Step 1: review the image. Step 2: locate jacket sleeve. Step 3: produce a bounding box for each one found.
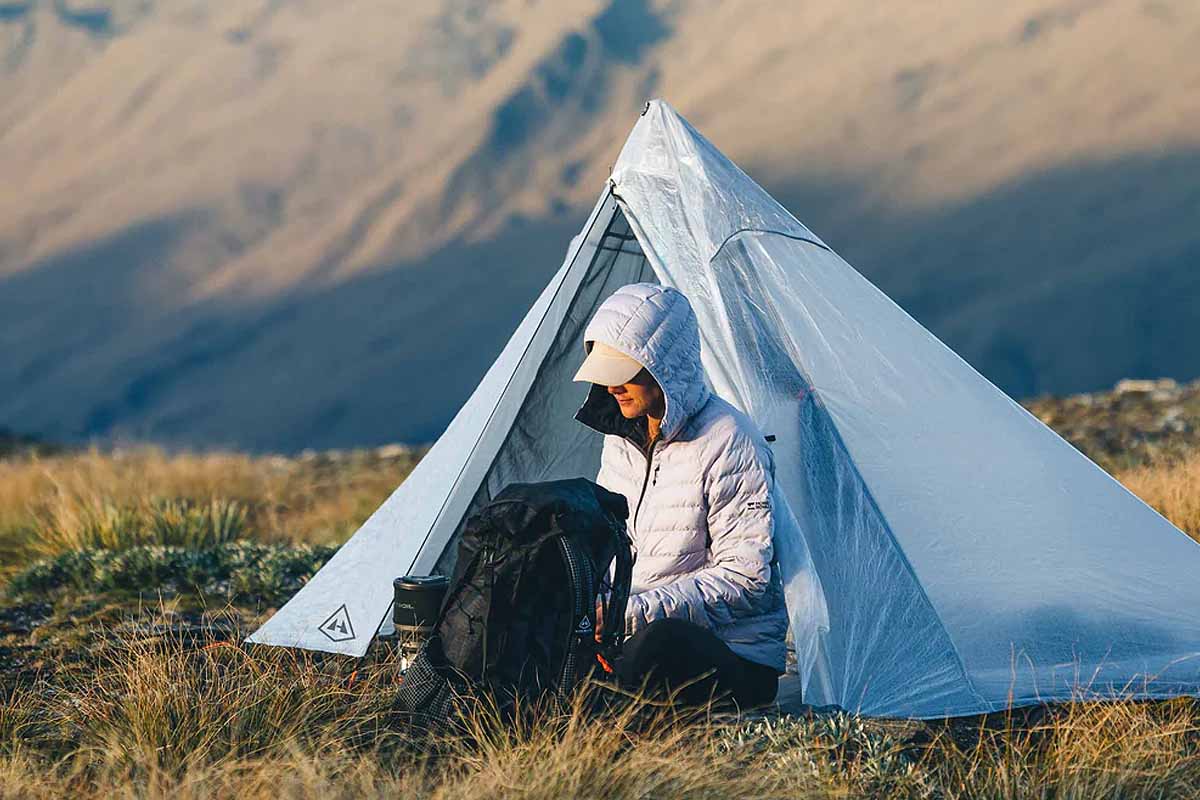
[625,428,776,634]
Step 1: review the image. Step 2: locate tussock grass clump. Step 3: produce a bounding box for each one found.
[69,624,405,776]
[0,685,49,758]
[924,700,1200,797]
[0,445,420,575]
[1117,451,1200,542]
[427,689,824,798]
[29,494,248,556]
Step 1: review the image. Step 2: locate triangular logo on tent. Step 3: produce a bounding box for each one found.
[576,616,593,634]
[318,604,356,642]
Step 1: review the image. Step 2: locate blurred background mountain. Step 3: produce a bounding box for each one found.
[1,0,1197,451]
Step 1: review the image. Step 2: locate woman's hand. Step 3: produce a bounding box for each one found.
[594,600,605,641]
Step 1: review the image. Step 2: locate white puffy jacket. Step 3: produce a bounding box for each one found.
[574,283,788,671]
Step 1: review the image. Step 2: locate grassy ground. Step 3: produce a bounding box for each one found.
[0,445,420,579]
[1,443,1199,797]
[2,617,1200,798]
[1119,453,1200,541]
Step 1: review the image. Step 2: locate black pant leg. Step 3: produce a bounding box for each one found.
[616,618,778,708]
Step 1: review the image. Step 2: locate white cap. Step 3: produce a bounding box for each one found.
[572,341,644,386]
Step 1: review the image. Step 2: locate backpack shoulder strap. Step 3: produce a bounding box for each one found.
[555,534,594,693]
[601,523,633,651]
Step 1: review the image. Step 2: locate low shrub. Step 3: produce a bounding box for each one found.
[6,541,336,604]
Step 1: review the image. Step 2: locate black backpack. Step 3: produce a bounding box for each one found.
[393,478,632,726]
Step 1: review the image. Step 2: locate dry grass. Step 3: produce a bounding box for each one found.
[2,615,1200,798]
[1117,451,1200,543]
[1,447,1198,796]
[0,446,420,574]
[909,701,1200,798]
[0,614,816,798]
[26,495,249,556]
[3,444,1196,561]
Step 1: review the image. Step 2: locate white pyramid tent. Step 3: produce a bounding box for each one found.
[248,100,1200,718]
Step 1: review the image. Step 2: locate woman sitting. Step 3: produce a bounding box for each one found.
[573,282,787,709]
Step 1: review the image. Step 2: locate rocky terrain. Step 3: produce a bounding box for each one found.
[1025,378,1200,470]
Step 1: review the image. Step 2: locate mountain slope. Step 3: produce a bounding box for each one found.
[1,0,1198,450]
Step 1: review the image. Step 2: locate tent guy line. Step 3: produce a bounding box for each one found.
[709,228,831,262]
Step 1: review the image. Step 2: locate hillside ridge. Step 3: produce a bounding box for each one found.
[1,0,1198,450]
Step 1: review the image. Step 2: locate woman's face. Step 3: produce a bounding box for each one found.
[608,368,666,420]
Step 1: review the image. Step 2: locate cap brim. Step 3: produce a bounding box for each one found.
[572,350,643,386]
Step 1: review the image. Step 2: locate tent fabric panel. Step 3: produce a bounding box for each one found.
[483,209,654,495]
[610,101,825,270]
[614,99,1200,717]
[741,232,1200,712]
[245,189,616,655]
[704,235,984,717]
[409,191,620,574]
[791,391,985,716]
[433,209,656,575]
[618,193,980,716]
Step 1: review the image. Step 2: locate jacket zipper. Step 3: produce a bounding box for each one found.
[631,440,657,535]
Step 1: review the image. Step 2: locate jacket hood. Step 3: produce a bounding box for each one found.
[574,283,710,446]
